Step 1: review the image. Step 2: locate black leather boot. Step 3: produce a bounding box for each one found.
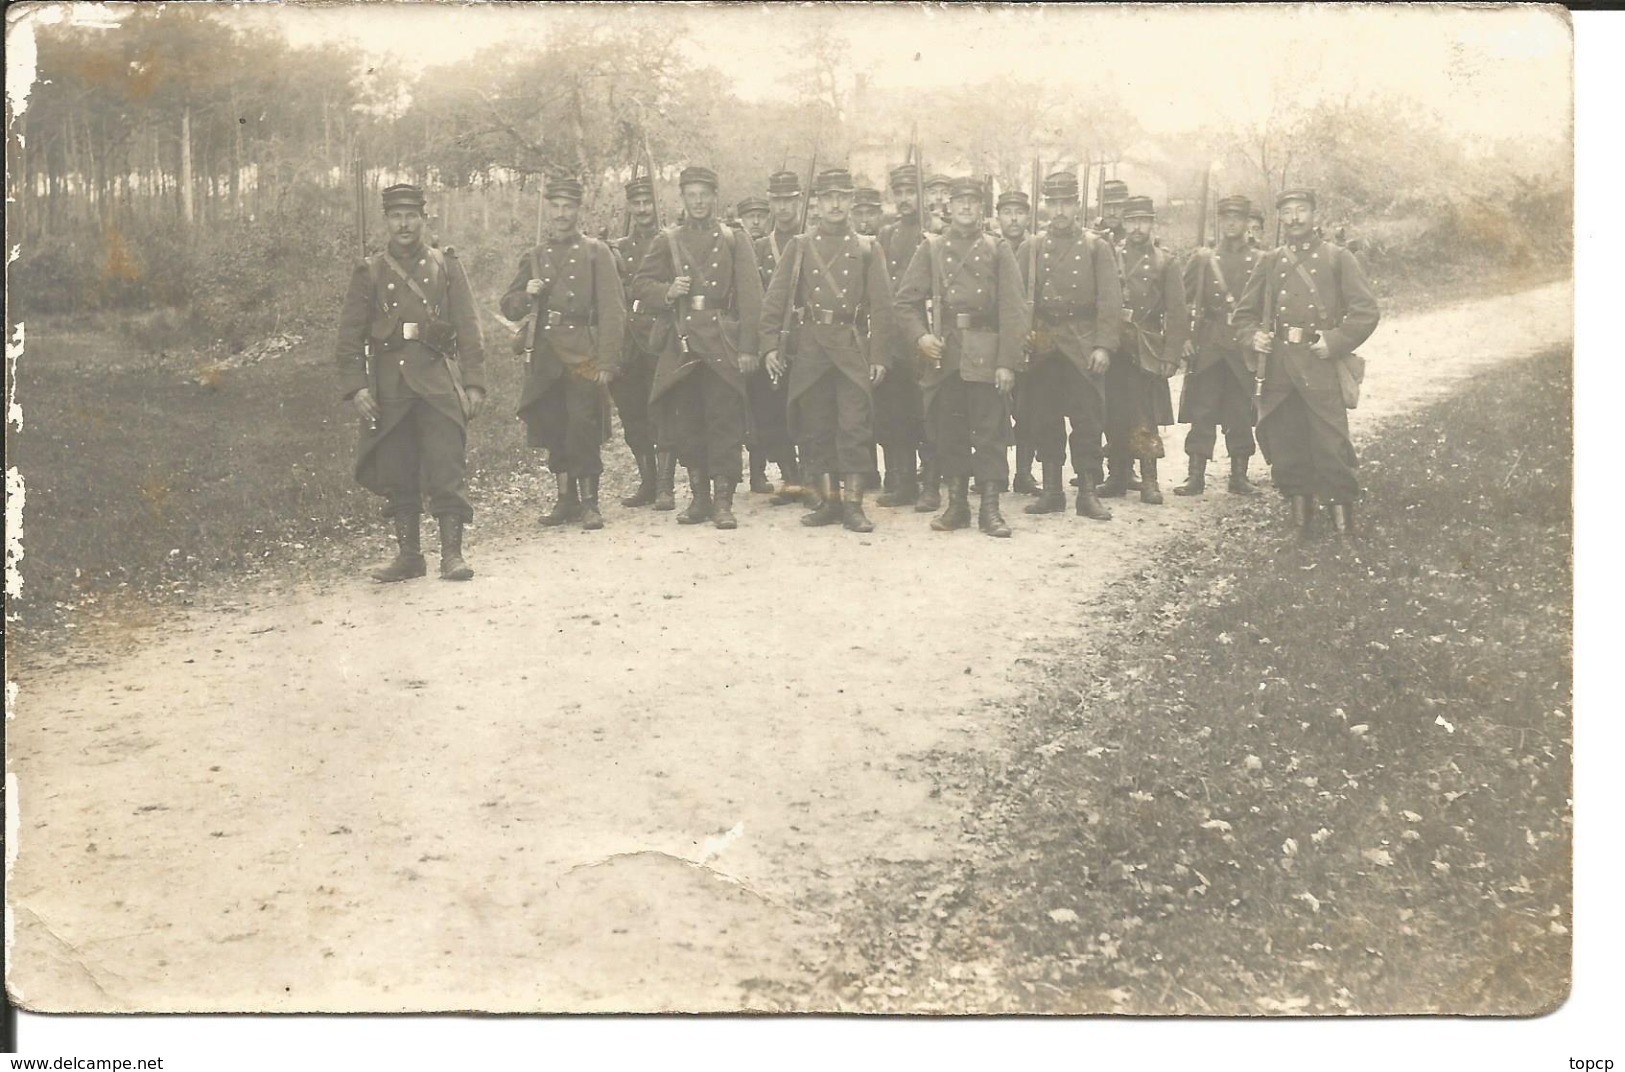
[770,452,806,506]
[622,452,657,507]
[652,451,677,511]
[1174,454,1207,497]
[1140,457,1164,505]
[371,511,426,582]
[711,477,738,529]
[1076,479,1112,521]
[842,473,875,532]
[915,456,942,513]
[802,474,843,526]
[876,446,919,508]
[1229,455,1259,495]
[1025,462,1067,514]
[931,475,972,531]
[1290,494,1316,536]
[1328,501,1355,536]
[677,468,712,524]
[978,486,1012,538]
[539,473,580,526]
[1099,456,1132,498]
[437,515,473,581]
[578,474,604,531]
[1012,444,1039,494]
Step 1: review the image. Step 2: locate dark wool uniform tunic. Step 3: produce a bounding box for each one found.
[873,211,928,457]
[609,222,663,456]
[630,218,765,480]
[1108,241,1189,460]
[499,232,627,476]
[1014,223,1124,472]
[1180,238,1263,460]
[893,225,1029,489]
[1231,236,1380,502]
[336,242,487,522]
[759,221,897,475]
[748,226,800,464]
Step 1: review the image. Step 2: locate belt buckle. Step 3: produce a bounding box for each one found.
[545,310,563,328]
[401,322,420,341]
[816,309,837,325]
[689,295,709,311]
[1120,307,1134,323]
[954,312,973,329]
[1287,326,1305,344]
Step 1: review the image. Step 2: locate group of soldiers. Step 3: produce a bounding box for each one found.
[335,163,1379,582]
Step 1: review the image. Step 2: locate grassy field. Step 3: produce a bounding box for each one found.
[827,346,1572,1014]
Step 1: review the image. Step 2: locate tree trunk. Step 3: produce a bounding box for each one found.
[181,105,195,226]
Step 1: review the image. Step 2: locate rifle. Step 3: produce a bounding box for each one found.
[353,160,377,432]
[912,134,940,345]
[621,157,638,239]
[1025,155,1040,351]
[774,143,818,385]
[523,179,546,366]
[641,127,663,230]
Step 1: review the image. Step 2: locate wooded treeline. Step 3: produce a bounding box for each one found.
[7,5,1571,351]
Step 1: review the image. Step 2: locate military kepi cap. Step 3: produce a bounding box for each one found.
[926,173,954,191]
[624,175,655,199]
[1042,172,1081,201]
[1101,179,1129,204]
[888,163,919,189]
[1121,195,1156,219]
[545,176,584,203]
[767,170,802,197]
[854,187,884,208]
[996,190,1030,211]
[679,166,719,190]
[1216,195,1253,216]
[381,183,426,210]
[1276,187,1317,209]
[948,177,985,202]
[737,196,770,215]
[814,168,856,195]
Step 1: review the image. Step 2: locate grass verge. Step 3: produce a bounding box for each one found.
[819,346,1572,1015]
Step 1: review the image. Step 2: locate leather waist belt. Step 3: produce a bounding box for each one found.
[1125,309,1165,330]
[1036,302,1096,321]
[951,312,996,331]
[399,322,424,340]
[684,295,714,311]
[806,307,858,326]
[541,311,595,328]
[1275,326,1321,345]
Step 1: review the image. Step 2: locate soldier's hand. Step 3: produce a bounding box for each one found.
[765,351,787,381]
[737,352,761,376]
[667,275,692,302]
[1251,330,1273,354]
[525,278,547,297]
[917,333,945,363]
[353,387,380,422]
[870,364,887,387]
[995,367,1016,397]
[463,387,486,420]
[1181,339,1197,360]
[1086,348,1110,375]
[1309,338,1331,360]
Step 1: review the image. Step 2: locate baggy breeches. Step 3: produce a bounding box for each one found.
[1019,352,1105,471]
[874,367,926,454]
[373,398,472,522]
[1104,359,1167,460]
[526,373,605,477]
[1183,360,1256,460]
[747,368,794,461]
[795,368,875,476]
[926,375,1012,490]
[609,344,657,457]
[1257,389,1359,502]
[658,364,745,481]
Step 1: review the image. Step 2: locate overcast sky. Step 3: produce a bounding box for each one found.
[13,2,1572,149]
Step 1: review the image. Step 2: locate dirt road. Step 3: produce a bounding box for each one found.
[6,280,1571,1012]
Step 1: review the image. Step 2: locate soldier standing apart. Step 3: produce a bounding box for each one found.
[761,168,897,532]
[852,186,885,237]
[1232,189,1380,536]
[608,175,673,510]
[632,165,765,530]
[1101,196,1188,504]
[995,188,1040,495]
[501,177,627,532]
[1175,195,1263,497]
[738,196,771,242]
[894,177,1029,538]
[1015,171,1122,522]
[337,183,487,582]
[750,171,809,502]
[872,164,931,510]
